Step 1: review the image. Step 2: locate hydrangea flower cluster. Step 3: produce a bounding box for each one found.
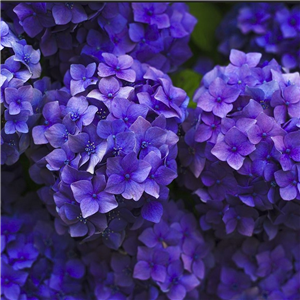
[2,2,196,81]
[1,164,90,300]
[75,199,214,300]
[1,19,47,165]
[26,54,188,242]
[217,3,300,71]
[2,2,300,299]
[199,228,300,299]
[178,49,300,240]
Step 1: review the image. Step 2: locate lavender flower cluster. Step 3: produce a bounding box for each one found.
[2,2,196,81]
[26,54,188,244]
[1,2,300,299]
[1,18,45,165]
[178,49,300,239]
[217,3,300,71]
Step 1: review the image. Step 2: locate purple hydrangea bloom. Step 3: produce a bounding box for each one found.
[106,152,151,201]
[69,63,97,96]
[211,127,256,170]
[158,260,200,300]
[133,246,169,282]
[98,53,136,82]
[272,131,300,171]
[71,174,118,218]
[51,2,87,25]
[197,77,241,118]
[12,42,41,79]
[217,267,251,300]
[4,85,33,116]
[132,3,170,29]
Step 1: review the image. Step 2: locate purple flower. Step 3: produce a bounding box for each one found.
[13,3,55,37]
[12,42,41,79]
[276,6,300,38]
[217,267,251,300]
[58,203,107,238]
[109,97,148,127]
[201,162,238,201]
[195,112,221,143]
[111,253,134,287]
[68,124,107,173]
[132,3,170,29]
[211,127,256,170]
[105,152,151,201]
[181,239,209,279]
[87,76,133,108]
[256,245,293,278]
[69,63,97,96]
[138,219,181,248]
[98,53,136,82]
[229,49,262,67]
[237,4,270,34]
[81,29,113,60]
[71,174,118,218]
[4,111,29,134]
[4,85,33,116]
[247,113,285,145]
[130,116,168,159]
[158,261,200,300]
[197,77,240,118]
[0,21,17,50]
[63,96,98,130]
[272,131,300,171]
[232,237,260,281]
[1,262,28,300]
[143,151,177,198]
[274,165,300,201]
[134,246,168,282]
[271,85,300,124]
[32,101,61,145]
[51,2,87,25]
[6,235,39,270]
[222,205,259,236]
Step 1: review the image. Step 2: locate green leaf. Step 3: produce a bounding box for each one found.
[188,3,222,53]
[171,69,201,108]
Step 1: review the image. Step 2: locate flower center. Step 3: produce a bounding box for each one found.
[92,193,97,198]
[17,99,21,104]
[125,173,130,180]
[216,97,222,103]
[141,141,148,149]
[82,76,86,81]
[236,215,241,220]
[85,141,96,155]
[107,92,113,98]
[262,132,267,138]
[285,148,291,154]
[231,146,237,152]
[216,179,221,185]
[70,112,80,121]
[211,124,216,130]
[77,214,87,224]
[285,101,290,106]
[292,180,297,186]
[238,80,242,84]
[23,54,31,64]
[65,2,74,9]
[147,10,153,16]
[116,66,120,71]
